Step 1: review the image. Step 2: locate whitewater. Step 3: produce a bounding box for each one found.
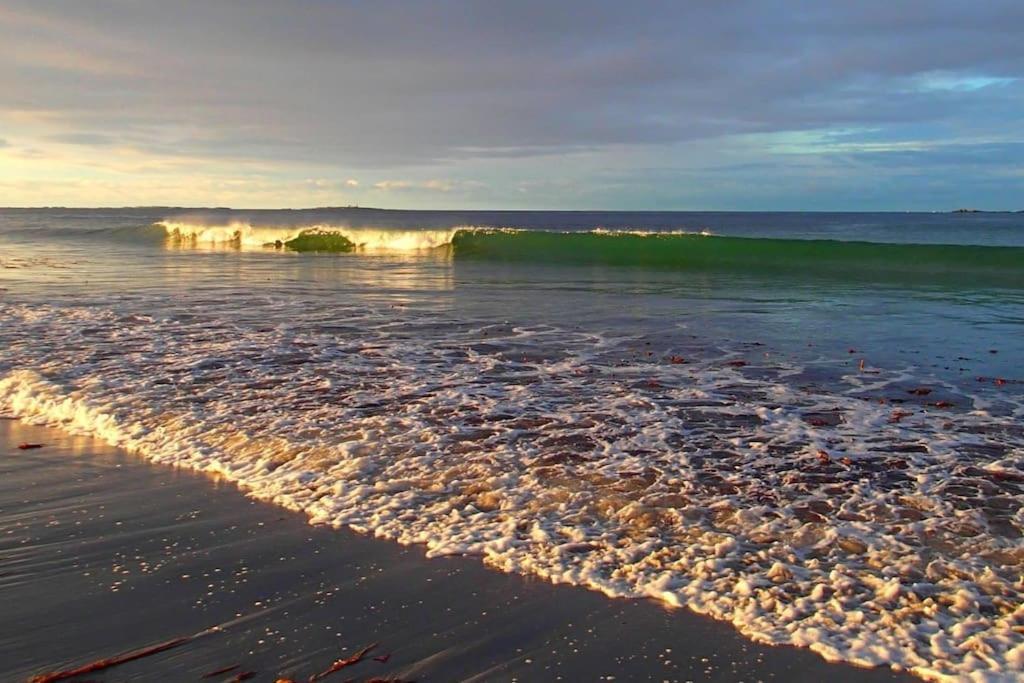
[1,207,1023,681]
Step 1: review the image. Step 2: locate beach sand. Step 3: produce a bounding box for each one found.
[1,419,912,682]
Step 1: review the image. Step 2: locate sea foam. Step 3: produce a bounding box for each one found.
[1,301,1022,681]
[159,220,459,252]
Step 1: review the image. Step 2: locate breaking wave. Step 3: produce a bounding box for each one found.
[150,219,1024,287]
[158,220,459,252]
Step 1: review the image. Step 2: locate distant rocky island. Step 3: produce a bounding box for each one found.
[951,208,1024,213]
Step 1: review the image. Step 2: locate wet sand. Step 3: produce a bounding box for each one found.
[0,419,912,682]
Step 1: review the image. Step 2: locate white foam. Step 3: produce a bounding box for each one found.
[157,221,716,253]
[157,220,459,252]
[1,301,1022,682]
[591,227,715,237]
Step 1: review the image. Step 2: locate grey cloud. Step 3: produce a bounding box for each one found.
[831,141,1024,168]
[49,132,118,146]
[1,0,1023,170]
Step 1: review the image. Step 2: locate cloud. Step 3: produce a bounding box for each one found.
[1,1,1022,208]
[3,1,1022,165]
[11,147,48,160]
[373,180,413,191]
[422,180,454,192]
[49,132,118,146]
[914,73,1017,92]
[828,141,1024,169]
[372,179,485,193]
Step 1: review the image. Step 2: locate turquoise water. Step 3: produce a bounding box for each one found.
[1,208,1023,679]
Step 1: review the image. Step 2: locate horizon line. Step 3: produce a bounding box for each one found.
[2,205,1021,214]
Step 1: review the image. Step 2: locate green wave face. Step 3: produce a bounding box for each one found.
[451,230,1024,287]
[157,220,1024,288]
[283,232,356,252]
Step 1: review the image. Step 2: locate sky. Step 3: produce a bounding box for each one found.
[1,1,1022,210]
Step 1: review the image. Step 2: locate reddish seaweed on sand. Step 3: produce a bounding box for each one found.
[203,664,240,678]
[308,643,378,682]
[29,635,192,683]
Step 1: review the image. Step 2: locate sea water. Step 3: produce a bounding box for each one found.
[1,208,1022,680]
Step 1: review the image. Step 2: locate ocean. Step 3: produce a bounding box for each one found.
[1,208,1022,680]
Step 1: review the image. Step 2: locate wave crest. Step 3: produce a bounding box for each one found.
[158,220,460,252]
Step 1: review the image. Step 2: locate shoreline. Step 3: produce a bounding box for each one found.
[0,418,912,682]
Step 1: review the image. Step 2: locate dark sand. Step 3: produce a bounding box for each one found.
[0,420,913,682]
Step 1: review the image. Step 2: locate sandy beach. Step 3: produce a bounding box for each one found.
[1,419,913,682]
